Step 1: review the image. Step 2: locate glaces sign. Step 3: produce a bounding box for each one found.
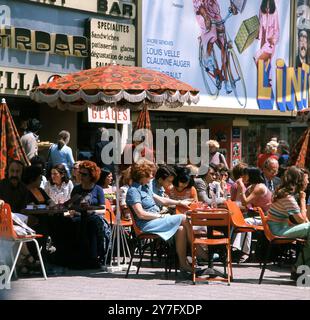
[26,0,136,19]
[88,107,130,124]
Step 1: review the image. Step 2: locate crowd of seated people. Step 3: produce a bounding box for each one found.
[1,136,310,283]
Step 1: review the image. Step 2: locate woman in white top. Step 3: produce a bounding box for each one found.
[44,164,74,204]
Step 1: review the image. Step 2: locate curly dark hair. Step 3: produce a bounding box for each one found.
[97,168,113,187]
[273,166,305,201]
[173,166,195,189]
[49,164,69,185]
[243,167,265,185]
[79,160,101,183]
[155,164,176,181]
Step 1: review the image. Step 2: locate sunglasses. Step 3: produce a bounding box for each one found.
[79,171,90,177]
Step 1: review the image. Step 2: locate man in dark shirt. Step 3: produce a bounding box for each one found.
[0,160,28,212]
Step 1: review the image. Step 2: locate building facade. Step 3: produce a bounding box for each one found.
[0,0,308,168]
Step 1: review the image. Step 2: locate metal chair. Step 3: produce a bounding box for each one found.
[190,208,232,285]
[0,203,47,284]
[125,206,176,279]
[255,206,306,284]
[104,199,132,266]
[225,200,264,260]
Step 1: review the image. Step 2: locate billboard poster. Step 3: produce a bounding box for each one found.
[295,0,310,68]
[142,0,292,111]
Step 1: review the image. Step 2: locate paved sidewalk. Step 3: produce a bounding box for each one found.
[5,261,310,300]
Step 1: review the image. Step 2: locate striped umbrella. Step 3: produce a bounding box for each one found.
[0,99,30,179]
[29,63,200,272]
[135,104,151,131]
[290,108,310,169]
[133,104,153,155]
[290,127,310,169]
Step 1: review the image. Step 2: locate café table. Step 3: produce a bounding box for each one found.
[21,206,68,216]
[177,202,229,278]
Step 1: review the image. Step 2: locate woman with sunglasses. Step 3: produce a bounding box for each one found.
[70,161,105,208]
[216,164,233,198]
[71,161,81,186]
[64,160,108,268]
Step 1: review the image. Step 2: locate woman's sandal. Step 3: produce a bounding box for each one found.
[238,254,250,263]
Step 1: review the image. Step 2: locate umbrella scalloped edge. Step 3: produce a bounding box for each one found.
[30,89,200,111]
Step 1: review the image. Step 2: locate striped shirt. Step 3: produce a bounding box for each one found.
[267,195,300,223]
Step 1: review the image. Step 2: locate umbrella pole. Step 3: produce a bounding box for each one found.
[115,110,121,267]
[105,105,135,273]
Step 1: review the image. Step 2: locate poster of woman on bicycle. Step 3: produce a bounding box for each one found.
[141,0,291,111]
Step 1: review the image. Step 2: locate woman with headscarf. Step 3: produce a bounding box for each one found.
[47,130,75,178]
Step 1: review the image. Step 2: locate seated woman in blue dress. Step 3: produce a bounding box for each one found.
[126,161,200,273]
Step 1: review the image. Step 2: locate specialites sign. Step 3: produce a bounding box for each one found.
[89,18,135,67]
[26,0,136,19]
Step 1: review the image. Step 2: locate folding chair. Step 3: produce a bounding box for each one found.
[190,208,232,285]
[225,200,264,260]
[125,206,176,279]
[105,199,132,229]
[104,200,132,266]
[0,203,47,283]
[256,207,306,284]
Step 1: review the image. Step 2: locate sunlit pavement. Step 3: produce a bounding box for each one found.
[4,260,310,300]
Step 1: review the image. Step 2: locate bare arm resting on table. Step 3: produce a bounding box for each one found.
[153,194,190,209]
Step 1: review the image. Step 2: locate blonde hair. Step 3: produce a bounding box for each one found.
[266,140,279,154]
[207,140,220,149]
